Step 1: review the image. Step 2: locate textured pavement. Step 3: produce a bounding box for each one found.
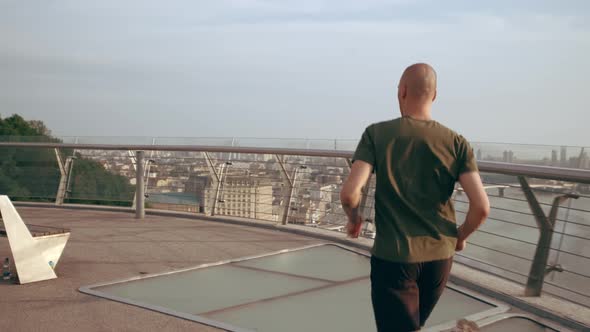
[0,207,319,332]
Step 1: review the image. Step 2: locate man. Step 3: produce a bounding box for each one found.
[340,63,490,331]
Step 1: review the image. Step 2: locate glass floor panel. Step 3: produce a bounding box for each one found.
[208,279,495,332]
[233,244,370,281]
[425,287,495,327]
[92,264,329,314]
[80,244,509,332]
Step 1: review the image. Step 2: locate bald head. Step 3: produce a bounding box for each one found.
[398,63,437,102]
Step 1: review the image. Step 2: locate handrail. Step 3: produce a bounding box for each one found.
[1,142,590,184]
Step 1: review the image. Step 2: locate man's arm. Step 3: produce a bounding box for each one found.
[340,160,373,238]
[456,171,490,251]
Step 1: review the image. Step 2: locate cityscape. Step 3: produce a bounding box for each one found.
[73,144,590,229]
[1,0,589,330]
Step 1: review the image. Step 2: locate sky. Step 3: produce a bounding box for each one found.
[0,0,589,146]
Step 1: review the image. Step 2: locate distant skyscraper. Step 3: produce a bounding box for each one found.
[551,150,558,165]
[476,149,482,161]
[560,146,567,164]
[581,152,590,169]
[502,150,514,163]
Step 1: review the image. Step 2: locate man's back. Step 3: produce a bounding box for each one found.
[340,63,489,331]
[353,116,478,263]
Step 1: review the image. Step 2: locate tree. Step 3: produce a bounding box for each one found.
[69,156,134,203]
[0,114,135,205]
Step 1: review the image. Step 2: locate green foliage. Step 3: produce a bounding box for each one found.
[0,114,135,205]
[0,115,60,198]
[69,155,135,202]
[0,114,45,137]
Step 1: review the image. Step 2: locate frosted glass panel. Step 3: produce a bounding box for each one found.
[208,279,375,332]
[235,245,370,281]
[95,265,328,314]
[83,245,509,332]
[208,280,495,332]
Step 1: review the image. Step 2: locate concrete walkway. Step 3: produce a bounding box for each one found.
[0,207,319,332]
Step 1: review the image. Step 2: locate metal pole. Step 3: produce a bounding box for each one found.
[282,168,299,225]
[552,147,585,281]
[54,149,76,205]
[65,156,75,199]
[212,163,226,216]
[275,154,295,225]
[54,149,67,205]
[203,152,221,216]
[129,151,137,209]
[519,176,578,296]
[135,151,145,219]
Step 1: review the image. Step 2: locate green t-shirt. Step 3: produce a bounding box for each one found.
[353,116,478,263]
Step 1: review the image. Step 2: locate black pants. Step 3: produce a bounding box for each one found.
[370,255,453,332]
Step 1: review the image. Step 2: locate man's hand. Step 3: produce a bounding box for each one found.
[455,226,467,252]
[455,238,467,252]
[346,215,363,238]
[340,160,373,239]
[455,171,490,252]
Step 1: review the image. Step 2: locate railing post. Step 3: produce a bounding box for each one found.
[130,148,154,210]
[203,152,221,216]
[213,164,228,216]
[54,149,67,205]
[284,168,301,225]
[519,176,578,296]
[551,147,585,281]
[135,151,145,219]
[130,151,137,209]
[276,154,295,225]
[54,149,75,205]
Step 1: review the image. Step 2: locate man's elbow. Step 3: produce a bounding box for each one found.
[474,203,490,220]
[340,191,354,206]
[340,185,360,206]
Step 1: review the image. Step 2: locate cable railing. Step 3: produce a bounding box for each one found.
[1,141,589,308]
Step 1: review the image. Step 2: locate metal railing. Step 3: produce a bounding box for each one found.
[1,141,589,307]
[1,136,589,170]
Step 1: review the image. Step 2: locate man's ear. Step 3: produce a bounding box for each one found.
[400,85,407,100]
[432,89,437,102]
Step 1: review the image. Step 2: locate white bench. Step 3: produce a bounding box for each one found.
[0,195,70,284]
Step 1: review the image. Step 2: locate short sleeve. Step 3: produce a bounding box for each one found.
[457,135,478,175]
[353,126,376,169]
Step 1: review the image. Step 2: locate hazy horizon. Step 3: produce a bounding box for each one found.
[1,1,589,146]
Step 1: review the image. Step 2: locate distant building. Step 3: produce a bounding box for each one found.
[569,152,590,169]
[560,146,567,165]
[551,150,558,166]
[205,176,274,221]
[288,199,319,225]
[185,172,276,217]
[310,185,333,222]
[581,152,590,169]
[185,175,211,212]
[502,150,514,163]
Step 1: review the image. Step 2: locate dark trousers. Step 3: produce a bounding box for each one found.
[370,255,453,332]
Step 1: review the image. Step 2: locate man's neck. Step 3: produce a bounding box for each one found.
[401,106,432,121]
